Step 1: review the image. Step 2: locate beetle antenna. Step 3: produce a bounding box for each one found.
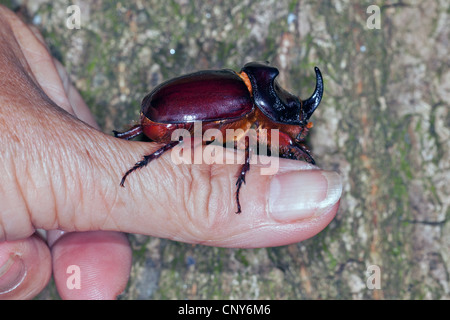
[302,67,323,121]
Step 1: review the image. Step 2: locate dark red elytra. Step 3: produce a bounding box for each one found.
[114,62,324,213]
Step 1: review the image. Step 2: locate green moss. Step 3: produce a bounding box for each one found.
[234,249,250,267]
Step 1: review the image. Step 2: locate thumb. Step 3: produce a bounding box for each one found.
[92,137,342,248]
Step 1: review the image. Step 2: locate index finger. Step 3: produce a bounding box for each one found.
[0,6,75,116]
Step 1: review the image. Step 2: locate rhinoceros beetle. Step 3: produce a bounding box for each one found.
[114,61,323,213]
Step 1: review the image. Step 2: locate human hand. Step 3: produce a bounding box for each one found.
[0,6,342,299]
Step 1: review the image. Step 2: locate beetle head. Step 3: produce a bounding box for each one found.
[241,62,323,126]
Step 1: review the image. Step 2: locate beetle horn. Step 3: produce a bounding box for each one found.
[302,67,323,121]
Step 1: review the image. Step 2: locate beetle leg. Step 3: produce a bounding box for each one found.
[113,125,143,140]
[296,143,315,164]
[120,140,181,187]
[235,136,250,214]
[280,143,315,164]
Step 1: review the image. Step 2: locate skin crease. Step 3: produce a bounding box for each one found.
[0,6,341,299]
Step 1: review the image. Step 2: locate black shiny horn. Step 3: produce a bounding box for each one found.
[302,67,323,121]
